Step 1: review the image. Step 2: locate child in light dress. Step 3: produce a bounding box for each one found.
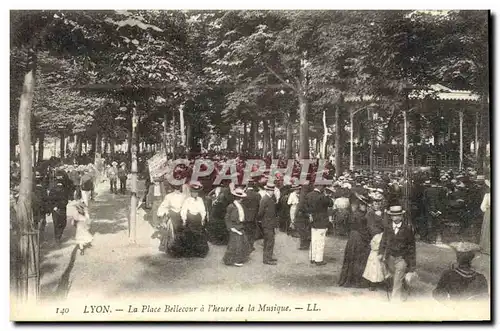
[363,232,389,290]
[68,200,93,255]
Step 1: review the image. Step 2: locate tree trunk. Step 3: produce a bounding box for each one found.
[59,133,65,159]
[16,48,39,305]
[110,139,115,155]
[136,127,141,156]
[172,109,177,159]
[95,132,102,155]
[127,129,132,160]
[179,103,185,148]
[186,120,192,153]
[249,119,256,153]
[32,138,36,166]
[321,109,328,159]
[262,120,270,158]
[242,121,248,153]
[75,134,83,158]
[285,112,294,159]
[270,119,277,158]
[368,109,374,173]
[334,105,342,176]
[37,133,44,165]
[163,112,168,157]
[298,92,309,159]
[129,105,138,244]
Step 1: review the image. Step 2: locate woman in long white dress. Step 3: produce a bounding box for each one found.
[479,178,490,255]
[68,200,93,255]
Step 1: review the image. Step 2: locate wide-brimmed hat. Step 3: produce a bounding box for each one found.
[189,181,203,191]
[386,205,406,216]
[353,192,370,205]
[231,187,247,198]
[370,191,384,201]
[112,161,118,166]
[325,186,335,193]
[448,241,480,253]
[342,182,352,189]
[291,182,301,190]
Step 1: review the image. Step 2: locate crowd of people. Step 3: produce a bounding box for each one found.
[140,153,490,302]
[10,157,111,255]
[9,149,490,302]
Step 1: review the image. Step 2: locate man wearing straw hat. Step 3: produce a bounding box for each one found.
[433,242,488,302]
[379,205,416,301]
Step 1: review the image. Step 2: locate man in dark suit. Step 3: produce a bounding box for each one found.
[48,174,70,244]
[379,206,416,301]
[242,180,261,251]
[304,185,333,266]
[33,171,49,236]
[257,183,278,265]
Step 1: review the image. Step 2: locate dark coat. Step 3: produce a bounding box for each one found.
[241,189,260,223]
[257,194,277,229]
[225,203,245,231]
[423,185,447,213]
[379,223,416,272]
[48,184,69,210]
[304,189,333,229]
[33,183,49,217]
[433,267,489,301]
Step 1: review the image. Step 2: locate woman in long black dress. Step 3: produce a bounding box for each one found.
[180,181,209,257]
[338,192,371,288]
[223,188,251,266]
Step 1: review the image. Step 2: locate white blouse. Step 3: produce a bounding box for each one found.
[181,197,207,222]
[157,191,186,217]
[234,200,245,223]
[481,193,490,213]
[287,191,299,205]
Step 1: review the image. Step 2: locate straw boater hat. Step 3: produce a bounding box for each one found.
[112,161,118,166]
[386,205,406,216]
[264,183,276,191]
[231,187,247,198]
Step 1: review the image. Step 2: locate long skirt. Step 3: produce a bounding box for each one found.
[180,213,209,258]
[223,231,251,265]
[206,217,229,245]
[158,211,182,254]
[338,231,370,288]
[480,210,490,255]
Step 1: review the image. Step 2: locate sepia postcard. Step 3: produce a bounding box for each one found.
[9,9,491,321]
